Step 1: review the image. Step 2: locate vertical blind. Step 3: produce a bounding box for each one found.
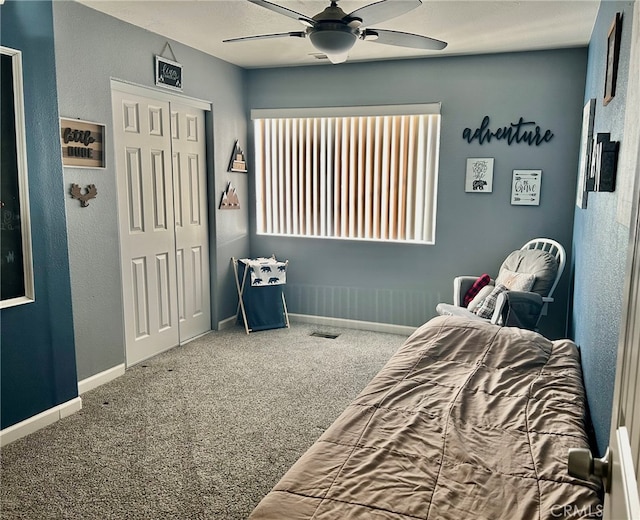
[253,108,440,244]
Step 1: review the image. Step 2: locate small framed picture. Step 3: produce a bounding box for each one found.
[465,158,494,193]
[511,170,542,206]
[604,12,622,106]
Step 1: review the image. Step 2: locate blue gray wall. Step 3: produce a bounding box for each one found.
[4,0,634,455]
[51,2,249,381]
[571,0,636,456]
[246,49,589,340]
[0,0,77,428]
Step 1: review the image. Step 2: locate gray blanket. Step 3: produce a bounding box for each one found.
[250,316,601,519]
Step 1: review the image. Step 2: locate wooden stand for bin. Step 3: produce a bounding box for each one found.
[232,256,290,334]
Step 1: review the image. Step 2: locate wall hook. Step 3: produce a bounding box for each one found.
[70,183,97,207]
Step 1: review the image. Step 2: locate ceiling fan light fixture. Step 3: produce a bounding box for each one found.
[227,0,448,64]
[309,27,357,54]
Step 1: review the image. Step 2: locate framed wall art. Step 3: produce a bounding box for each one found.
[60,118,106,168]
[465,158,494,192]
[604,12,623,106]
[511,170,542,206]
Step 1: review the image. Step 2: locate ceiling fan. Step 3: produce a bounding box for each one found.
[223,0,447,64]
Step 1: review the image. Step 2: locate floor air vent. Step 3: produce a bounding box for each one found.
[310,331,340,339]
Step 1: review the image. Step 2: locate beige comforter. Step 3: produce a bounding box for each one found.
[250,316,601,519]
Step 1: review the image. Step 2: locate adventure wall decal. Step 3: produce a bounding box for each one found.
[463,116,554,146]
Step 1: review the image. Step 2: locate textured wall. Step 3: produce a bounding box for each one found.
[571,0,636,456]
[52,2,249,380]
[246,49,588,340]
[0,0,77,428]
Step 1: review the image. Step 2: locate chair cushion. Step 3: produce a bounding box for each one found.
[463,273,491,307]
[474,283,509,319]
[435,302,489,322]
[499,249,558,296]
[467,285,495,312]
[496,268,535,292]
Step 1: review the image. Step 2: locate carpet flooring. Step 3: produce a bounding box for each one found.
[0,323,409,519]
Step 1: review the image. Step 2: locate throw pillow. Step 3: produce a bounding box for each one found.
[474,283,509,319]
[467,285,495,312]
[463,273,491,307]
[496,268,535,292]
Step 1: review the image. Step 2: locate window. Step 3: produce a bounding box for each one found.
[252,104,441,244]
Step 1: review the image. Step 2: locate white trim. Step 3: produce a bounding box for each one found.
[254,113,440,243]
[254,230,435,245]
[77,364,126,395]
[109,78,211,111]
[0,397,82,447]
[218,315,238,330]
[251,103,441,120]
[289,313,415,336]
[180,330,212,345]
[617,427,640,518]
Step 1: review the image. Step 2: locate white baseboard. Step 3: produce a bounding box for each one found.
[0,396,82,447]
[219,313,414,335]
[78,363,126,395]
[218,315,238,330]
[289,313,416,336]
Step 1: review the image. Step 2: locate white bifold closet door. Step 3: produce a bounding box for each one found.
[111,86,210,367]
[170,102,211,342]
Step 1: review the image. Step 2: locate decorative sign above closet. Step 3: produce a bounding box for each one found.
[155,42,182,91]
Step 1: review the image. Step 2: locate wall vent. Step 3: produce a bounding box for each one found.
[310,331,340,339]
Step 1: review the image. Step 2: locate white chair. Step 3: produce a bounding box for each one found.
[436,238,566,330]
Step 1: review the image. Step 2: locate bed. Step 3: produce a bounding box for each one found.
[249,315,601,520]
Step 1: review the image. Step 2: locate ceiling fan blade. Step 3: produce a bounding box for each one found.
[347,0,422,27]
[364,29,447,50]
[247,0,315,26]
[223,32,306,43]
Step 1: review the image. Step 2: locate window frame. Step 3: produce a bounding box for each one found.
[251,103,441,245]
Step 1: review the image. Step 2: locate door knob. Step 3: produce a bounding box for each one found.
[568,447,610,491]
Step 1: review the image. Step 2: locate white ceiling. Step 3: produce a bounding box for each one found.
[75,0,600,68]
